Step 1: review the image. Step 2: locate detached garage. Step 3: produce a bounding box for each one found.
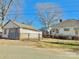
[2,20,42,40]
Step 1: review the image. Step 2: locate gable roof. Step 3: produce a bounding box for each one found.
[3,20,37,31]
[57,20,79,28]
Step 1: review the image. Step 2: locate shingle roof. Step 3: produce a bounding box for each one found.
[11,20,37,31]
[3,20,37,31]
[57,20,79,28]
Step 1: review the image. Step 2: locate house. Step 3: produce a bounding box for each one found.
[51,20,79,39]
[2,20,42,40]
[40,19,62,38]
[0,26,2,38]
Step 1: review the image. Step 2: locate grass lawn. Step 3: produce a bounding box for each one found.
[39,38,79,50]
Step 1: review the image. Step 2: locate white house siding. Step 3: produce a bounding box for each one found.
[3,21,18,29]
[2,29,9,38]
[59,27,75,36]
[20,28,42,39]
[2,21,19,38]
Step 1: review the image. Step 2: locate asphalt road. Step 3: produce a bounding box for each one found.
[0,46,79,59]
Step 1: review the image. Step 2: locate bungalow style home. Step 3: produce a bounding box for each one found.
[51,20,79,39]
[2,20,42,40]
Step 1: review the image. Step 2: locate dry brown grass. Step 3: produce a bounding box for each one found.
[0,39,39,47]
[0,38,79,50]
[40,38,79,49]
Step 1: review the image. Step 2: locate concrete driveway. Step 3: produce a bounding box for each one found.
[0,46,79,59]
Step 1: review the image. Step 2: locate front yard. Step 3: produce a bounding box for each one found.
[0,39,79,59]
[0,38,79,51]
[40,38,79,51]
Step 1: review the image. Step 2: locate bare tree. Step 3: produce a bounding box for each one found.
[36,3,62,30]
[0,0,22,27]
[0,0,13,26]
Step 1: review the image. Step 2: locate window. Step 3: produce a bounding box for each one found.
[64,28,70,31]
[4,29,7,34]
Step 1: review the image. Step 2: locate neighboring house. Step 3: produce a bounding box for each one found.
[2,20,42,40]
[51,20,79,38]
[0,26,2,37]
[40,19,62,38]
